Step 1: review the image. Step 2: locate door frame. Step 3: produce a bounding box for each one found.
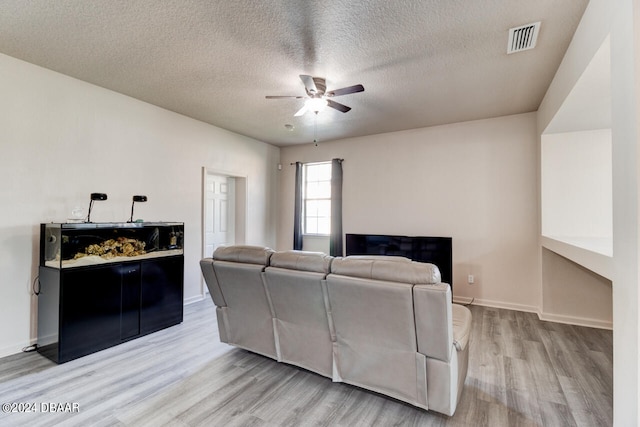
[201,167,248,295]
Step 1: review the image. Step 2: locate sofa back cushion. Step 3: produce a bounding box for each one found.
[210,245,276,358]
[327,256,453,406]
[269,250,332,273]
[330,256,441,284]
[213,245,274,265]
[265,251,334,376]
[327,264,422,404]
[202,245,274,308]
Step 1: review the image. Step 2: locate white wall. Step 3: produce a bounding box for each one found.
[0,53,280,358]
[537,8,614,326]
[610,1,640,425]
[539,32,613,277]
[541,248,612,328]
[541,129,612,253]
[278,113,540,311]
[538,0,639,424]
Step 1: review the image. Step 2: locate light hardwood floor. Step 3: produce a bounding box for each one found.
[0,299,612,427]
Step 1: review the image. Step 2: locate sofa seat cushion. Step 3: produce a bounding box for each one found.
[452,304,472,351]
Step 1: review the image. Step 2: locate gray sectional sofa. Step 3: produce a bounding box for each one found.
[199,245,472,416]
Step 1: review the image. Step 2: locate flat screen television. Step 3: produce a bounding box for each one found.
[345,234,453,287]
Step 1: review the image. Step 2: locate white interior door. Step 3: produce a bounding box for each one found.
[204,173,235,257]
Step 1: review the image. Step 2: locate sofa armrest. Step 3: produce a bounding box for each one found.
[413,283,453,362]
[199,258,226,307]
[452,304,472,351]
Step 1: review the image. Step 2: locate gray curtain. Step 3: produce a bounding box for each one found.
[293,162,303,250]
[330,158,343,256]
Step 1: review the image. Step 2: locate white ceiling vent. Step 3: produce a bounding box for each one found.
[507,22,541,54]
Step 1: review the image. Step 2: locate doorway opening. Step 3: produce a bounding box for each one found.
[201,168,247,294]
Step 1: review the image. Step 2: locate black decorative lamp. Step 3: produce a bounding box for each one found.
[86,193,107,223]
[128,195,148,222]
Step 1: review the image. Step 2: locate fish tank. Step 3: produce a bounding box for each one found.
[40,222,184,269]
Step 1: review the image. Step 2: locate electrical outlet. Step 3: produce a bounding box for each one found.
[468,274,475,285]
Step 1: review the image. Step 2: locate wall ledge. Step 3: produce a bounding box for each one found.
[541,236,612,280]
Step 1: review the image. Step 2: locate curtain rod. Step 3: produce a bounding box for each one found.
[289,159,344,165]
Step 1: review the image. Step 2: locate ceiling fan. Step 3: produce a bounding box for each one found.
[266,75,364,116]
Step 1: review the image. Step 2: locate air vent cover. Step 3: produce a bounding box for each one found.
[507,22,541,54]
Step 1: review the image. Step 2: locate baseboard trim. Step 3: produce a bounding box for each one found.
[452,296,613,330]
[0,337,36,359]
[452,296,473,305]
[184,294,206,305]
[453,296,538,314]
[538,311,613,330]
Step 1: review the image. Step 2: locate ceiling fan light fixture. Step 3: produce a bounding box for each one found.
[267,75,363,116]
[306,97,328,113]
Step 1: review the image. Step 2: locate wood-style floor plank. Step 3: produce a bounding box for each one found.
[0,300,612,426]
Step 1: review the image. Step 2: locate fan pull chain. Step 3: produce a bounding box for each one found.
[314,112,319,146]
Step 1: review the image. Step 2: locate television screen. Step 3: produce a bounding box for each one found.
[345,234,453,287]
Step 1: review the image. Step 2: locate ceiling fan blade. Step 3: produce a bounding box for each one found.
[327,84,365,97]
[294,104,309,117]
[326,99,351,113]
[300,75,318,94]
[265,95,304,99]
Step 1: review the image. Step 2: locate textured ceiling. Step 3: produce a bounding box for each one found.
[0,0,589,146]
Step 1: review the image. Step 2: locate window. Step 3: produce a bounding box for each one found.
[303,162,332,235]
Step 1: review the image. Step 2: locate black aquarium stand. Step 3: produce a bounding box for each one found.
[37,222,184,364]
